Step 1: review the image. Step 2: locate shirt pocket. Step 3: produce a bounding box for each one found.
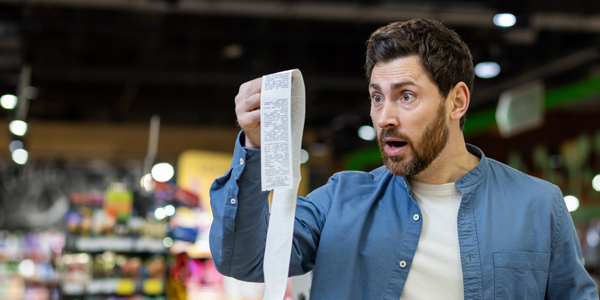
[494,251,550,300]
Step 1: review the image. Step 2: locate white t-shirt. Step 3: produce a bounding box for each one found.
[399,181,464,300]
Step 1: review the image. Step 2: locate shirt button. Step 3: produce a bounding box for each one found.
[413,214,420,221]
[399,261,407,268]
[239,158,244,165]
[230,198,236,205]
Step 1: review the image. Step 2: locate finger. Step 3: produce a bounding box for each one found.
[238,109,261,129]
[244,93,261,112]
[235,83,260,107]
[235,92,260,114]
[235,93,260,117]
[245,109,261,129]
[238,77,262,97]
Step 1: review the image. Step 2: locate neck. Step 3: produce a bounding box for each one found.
[409,130,480,185]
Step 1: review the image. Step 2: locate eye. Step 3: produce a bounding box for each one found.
[372,94,382,103]
[401,93,415,101]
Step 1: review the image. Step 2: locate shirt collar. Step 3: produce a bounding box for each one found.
[402,143,488,192]
[455,143,488,188]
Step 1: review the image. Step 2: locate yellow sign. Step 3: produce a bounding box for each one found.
[177,150,234,212]
[177,149,310,212]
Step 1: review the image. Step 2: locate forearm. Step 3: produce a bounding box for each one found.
[209,131,270,282]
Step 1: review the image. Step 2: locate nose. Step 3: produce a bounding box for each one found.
[375,101,399,130]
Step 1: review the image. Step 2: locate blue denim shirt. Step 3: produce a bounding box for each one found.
[209,132,599,300]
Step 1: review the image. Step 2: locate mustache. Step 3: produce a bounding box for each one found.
[379,128,411,143]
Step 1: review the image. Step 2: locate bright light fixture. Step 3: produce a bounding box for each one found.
[151,162,174,182]
[165,205,176,216]
[0,94,17,109]
[140,173,155,192]
[587,228,600,247]
[475,62,501,79]
[564,195,580,212]
[12,149,28,164]
[9,140,23,152]
[493,13,517,27]
[155,207,166,220]
[300,149,309,164]
[358,125,376,141]
[592,174,600,192]
[9,120,27,136]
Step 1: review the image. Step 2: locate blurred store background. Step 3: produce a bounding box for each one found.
[0,0,599,299]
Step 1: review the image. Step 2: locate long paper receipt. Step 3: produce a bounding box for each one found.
[260,69,305,300]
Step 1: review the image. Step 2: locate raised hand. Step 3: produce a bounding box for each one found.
[235,77,262,149]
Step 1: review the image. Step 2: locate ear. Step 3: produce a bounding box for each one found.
[448,82,470,122]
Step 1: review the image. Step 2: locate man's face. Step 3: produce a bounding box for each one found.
[369,55,449,177]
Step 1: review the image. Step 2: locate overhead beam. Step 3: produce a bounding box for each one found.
[34,66,367,91]
[2,0,600,32]
[1,0,496,27]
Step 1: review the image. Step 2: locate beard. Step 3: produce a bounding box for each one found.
[378,102,449,177]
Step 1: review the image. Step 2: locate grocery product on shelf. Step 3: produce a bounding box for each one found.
[0,230,64,300]
[62,181,169,299]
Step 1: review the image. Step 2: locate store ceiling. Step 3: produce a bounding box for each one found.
[0,0,599,136]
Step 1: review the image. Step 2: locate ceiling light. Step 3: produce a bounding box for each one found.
[165,205,176,216]
[1,94,17,109]
[564,195,579,212]
[593,174,600,192]
[9,140,23,152]
[358,125,376,141]
[155,207,166,220]
[151,162,174,182]
[493,13,516,27]
[12,149,28,164]
[9,120,28,136]
[140,173,155,192]
[300,149,309,164]
[587,228,600,247]
[475,62,501,79]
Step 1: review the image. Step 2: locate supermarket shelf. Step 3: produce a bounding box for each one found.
[23,278,61,286]
[65,237,166,253]
[170,240,212,259]
[187,242,211,259]
[62,278,164,295]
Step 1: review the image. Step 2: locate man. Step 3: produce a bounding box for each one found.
[209,19,599,299]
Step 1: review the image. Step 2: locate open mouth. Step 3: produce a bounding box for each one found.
[386,141,407,148]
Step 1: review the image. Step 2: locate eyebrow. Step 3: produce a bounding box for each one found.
[369,81,416,91]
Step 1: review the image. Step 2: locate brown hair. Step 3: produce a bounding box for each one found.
[365,19,474,130]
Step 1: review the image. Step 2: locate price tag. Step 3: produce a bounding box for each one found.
[116,279,136,295]
[143,278,164,295]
